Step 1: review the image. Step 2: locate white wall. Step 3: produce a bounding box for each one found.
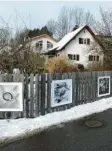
[57,28,103,67]
[30,37,57,53]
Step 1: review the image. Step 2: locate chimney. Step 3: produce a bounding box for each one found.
[72,25,79,31]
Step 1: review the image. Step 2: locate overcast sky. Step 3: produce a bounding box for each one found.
[0,1,112,30]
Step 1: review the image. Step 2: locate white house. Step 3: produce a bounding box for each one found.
[43,25,104,68]
[27,34,57,53]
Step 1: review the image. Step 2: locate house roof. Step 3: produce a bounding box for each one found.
[43,25,105,55]
[52,26,85,51]
[29,34,57,43]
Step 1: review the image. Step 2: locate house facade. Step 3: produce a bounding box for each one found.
[43,25,104,68]
[27,34,57,53]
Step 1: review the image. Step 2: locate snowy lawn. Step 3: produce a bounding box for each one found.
[0,97,112,146]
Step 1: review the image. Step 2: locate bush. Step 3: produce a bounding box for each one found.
[87,62,103,71]
[44,56,79,74]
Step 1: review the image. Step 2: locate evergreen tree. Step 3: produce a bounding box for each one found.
[28,26,53,38]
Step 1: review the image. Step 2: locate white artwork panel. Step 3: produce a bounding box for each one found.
[51,79,72,107]
[0,83,23,111]
[98,76,110,97]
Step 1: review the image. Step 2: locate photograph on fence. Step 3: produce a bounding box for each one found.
[51,79,72,107]
[0,83,23,111]
[98,76,110,97]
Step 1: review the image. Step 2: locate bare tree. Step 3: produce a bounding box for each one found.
[46,6,96,40]
[47,20,57,38]
[84,11,96,27]
[54,7,75,40]
[95,6,112,70]
[85,41,104,71]
[0,10,45,74]
[96,7,112,36]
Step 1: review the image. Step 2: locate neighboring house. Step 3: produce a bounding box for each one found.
[43,25,104,68]
[96,35,112,70]
[96,35,112,50]
[26,34,57,53]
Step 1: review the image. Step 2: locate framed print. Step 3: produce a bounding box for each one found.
[51,79,72,107]
[98,76,110,97]
[0,83,23,111]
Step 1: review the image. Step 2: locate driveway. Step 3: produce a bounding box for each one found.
[1,109,112,151]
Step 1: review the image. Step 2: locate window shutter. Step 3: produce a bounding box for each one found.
[97,56,99,61]
[77,55,79,61]
[87,39,90,45]
[89,55,93,61]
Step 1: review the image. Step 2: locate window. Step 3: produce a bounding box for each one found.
[68,54,80,61]
[84,39,86,44]
[47,41,53,49]
[48,55,54,58]
[36,41,43,51]
[79,38,90,45]
[56,53,60,57]
[89,55,93,61]
[68,54,72,60]
[89,55,99,61]
[79,38,83,44]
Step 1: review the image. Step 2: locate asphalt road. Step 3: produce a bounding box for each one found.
[1,109,112,151]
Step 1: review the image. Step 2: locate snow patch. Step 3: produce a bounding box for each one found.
[49,26,85,51]
[0,97,112,145]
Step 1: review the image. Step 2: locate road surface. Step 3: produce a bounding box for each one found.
[1,109,112,151]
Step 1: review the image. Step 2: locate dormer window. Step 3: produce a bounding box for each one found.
[47,41,53,49]
[36,41,43,51]
[79,38,90,45]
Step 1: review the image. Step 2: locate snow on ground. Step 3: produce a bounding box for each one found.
[0,97,112,145]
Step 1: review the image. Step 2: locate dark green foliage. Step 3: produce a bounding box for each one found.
[28,26,53,38]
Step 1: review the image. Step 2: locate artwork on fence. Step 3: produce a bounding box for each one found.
[0,83,23,111]
[98,76,110,97]
[51,79,72,107]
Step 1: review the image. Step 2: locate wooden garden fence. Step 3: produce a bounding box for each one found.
[0,71,112,119]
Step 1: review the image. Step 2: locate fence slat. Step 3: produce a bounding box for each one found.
[19,74,24,118]
[47,74,51,113]
[24,74,29,118]
[29,74,35,118]
[0,75,4,119]
[35,74,40,116]
[40,74,46,115]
